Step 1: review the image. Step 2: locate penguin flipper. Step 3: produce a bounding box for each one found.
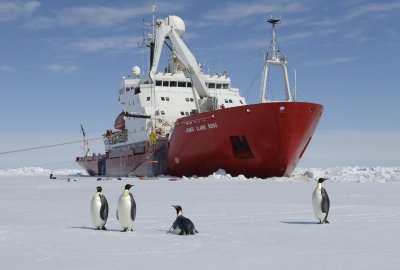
[321,187,330,214]
[116,210,119,220]
[100,195,109,221]
[130,193,136,221]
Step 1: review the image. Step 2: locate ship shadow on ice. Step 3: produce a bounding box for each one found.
[280,221,319,225]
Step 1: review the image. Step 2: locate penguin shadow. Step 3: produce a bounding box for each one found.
[157,229,170,233]
[69,226,123,232]
[280,221,319,225]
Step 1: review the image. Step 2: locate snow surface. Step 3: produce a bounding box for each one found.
[1,167,400,269]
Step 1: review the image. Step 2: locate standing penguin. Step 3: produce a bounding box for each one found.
[117,184,136,232]
[312,178,330,224]
[90,186,109,230]
[169,205,198,235]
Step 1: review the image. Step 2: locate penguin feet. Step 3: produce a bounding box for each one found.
[101,226,107,230]
[122,228,128,232]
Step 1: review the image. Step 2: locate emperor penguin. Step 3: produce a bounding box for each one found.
[90,186,109,230]
[312,178,330,224]
[169,205,198,235]
[117,184,136,232]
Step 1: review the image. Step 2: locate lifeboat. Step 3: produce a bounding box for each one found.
[114,112,125,130]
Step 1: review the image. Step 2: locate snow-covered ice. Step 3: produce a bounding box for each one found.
[1,167,400,269]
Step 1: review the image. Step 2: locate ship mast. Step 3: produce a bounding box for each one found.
[147,4,157,69]
[260,18,293,102]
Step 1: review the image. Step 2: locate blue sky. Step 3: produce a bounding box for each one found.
[0,0,399,169]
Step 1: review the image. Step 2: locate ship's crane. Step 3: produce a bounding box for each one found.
[80,124,90,157]
[149,16,210,112]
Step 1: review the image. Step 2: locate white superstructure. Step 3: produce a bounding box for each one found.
[104,15,246,152]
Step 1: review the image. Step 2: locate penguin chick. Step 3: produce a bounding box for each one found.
[312,178,330,224]
[90,186,109,230]
[117,184,136,232]
[169,205,198,235]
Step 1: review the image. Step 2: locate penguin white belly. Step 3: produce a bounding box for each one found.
[91,195,105,228]
[118,195,133,230]
[170,226,181,235]
[312,188,326,222]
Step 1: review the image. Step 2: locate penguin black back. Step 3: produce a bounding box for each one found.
[170,205,198,235]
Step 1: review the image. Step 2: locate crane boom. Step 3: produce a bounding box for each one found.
[149,16,209,99]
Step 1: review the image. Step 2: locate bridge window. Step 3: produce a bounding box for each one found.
[187,82,192,87]
[162,81,169,87]
[223,84,229,89]
[224,99,228,103]
[229,99,233,103]
[170,81,177,87]
[161,111,165,115]
[208,83,215,89]
[190,98,194,102]
[180,111,185,115]
[216,84,222,89]
[126,87,130,92]
[178,81,186,87]
[185,112,189,115]
[155,81,162,86]
[161,97,165,101]
[185,98,189,102]
[166,97,170,101]
[147,97,151,101]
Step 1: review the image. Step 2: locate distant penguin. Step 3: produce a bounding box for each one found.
[312,178,330,224]
[169,205,198,235]
[90,186,109,230]
[117,184,136,232]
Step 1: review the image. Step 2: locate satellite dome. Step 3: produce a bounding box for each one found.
[132,66,141,76]
[165,15,185,37]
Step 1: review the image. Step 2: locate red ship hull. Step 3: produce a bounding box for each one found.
[167,102,323,178]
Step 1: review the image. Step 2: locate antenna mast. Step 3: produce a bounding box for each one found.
[259,18,293,103]
[147,4,157,70]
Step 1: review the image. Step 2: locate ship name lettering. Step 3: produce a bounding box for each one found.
[185,127,195,133]
[208,123,218,129]
[196,125,207,131]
